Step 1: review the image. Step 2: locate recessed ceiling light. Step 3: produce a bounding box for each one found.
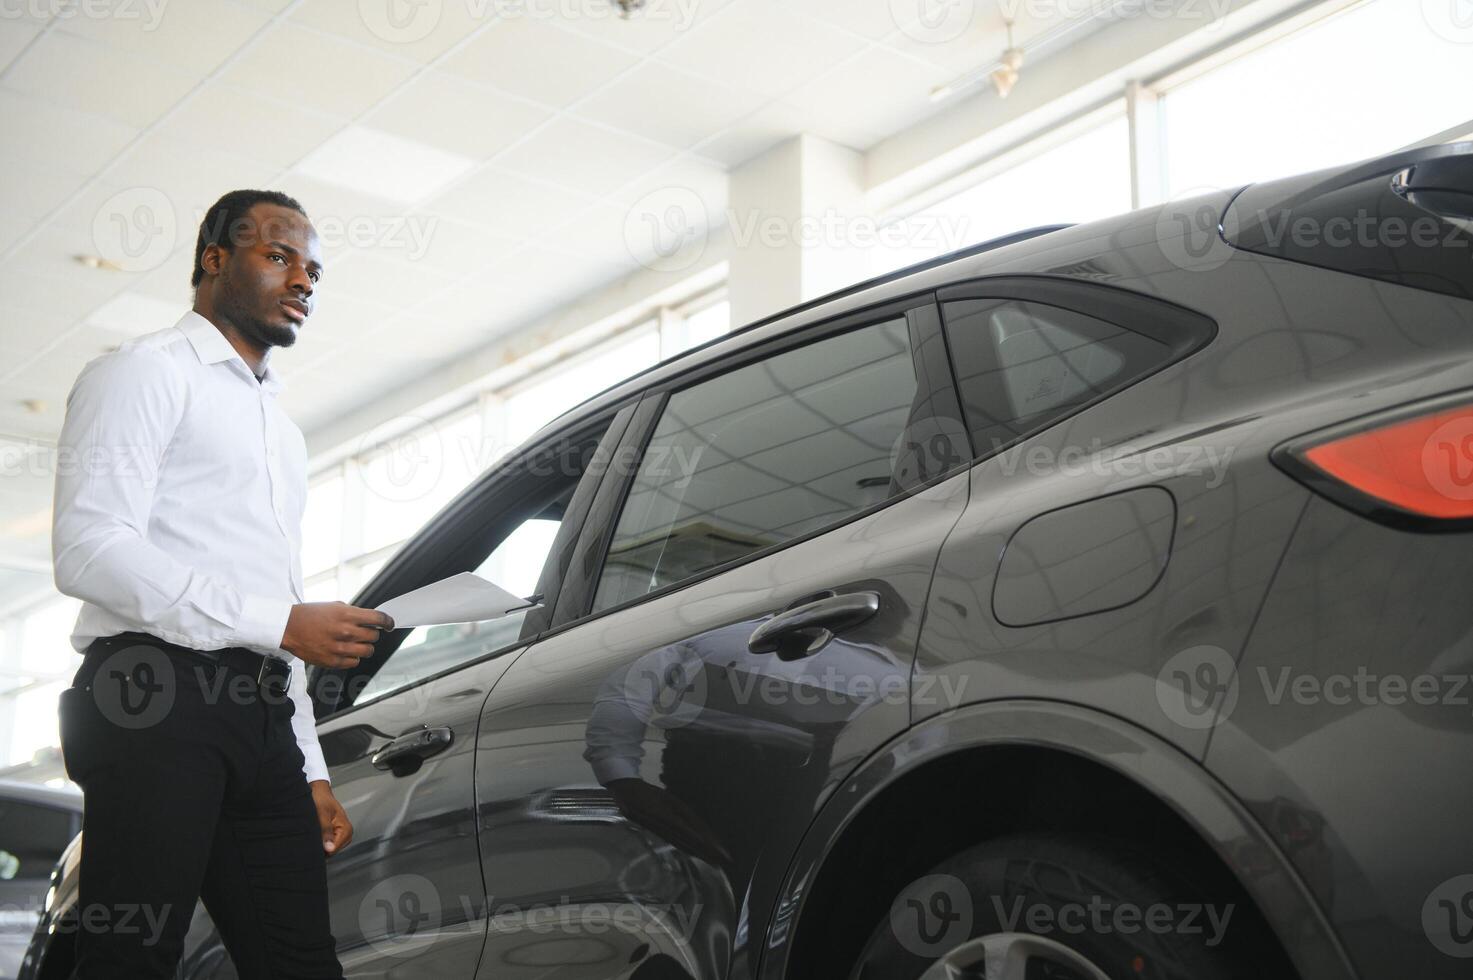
[294,125,477,205]
[74,254,125,272]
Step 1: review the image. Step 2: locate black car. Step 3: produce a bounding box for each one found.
[24,143,1473,980]
[0,780,80,980]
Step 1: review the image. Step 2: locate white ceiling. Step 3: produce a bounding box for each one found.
[0,0,1070,595]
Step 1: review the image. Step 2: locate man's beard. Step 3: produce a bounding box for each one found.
[216,270,297,350]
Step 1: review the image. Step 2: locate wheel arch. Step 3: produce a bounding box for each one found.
[758,699,1356,980]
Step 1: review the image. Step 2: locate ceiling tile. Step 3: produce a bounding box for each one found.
[403,213,518,279]
[573,60,764,149]
[0,19,42,72]
[321,251,458,312]
[0,164,91,226]
[794,0,910,41]
[151,82,349,171]
[494,117,673,196]
[0,266,124,330]
[3,31,197,128]
[56,0,270,76]
[217,23,418,120]
[290,0,492,64]
[364,70,552,161]
[292,292,396,347]
[295,125,478,204]
[409,277,522,337]
[84,290,188,338]
[785,46,947,150]
[0,91,139,197]
[658,0,867,99]
[424,168,595,241]
[442,17,638,108]
[696,99,812,166]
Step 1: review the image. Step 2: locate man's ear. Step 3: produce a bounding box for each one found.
[200,242,226,278]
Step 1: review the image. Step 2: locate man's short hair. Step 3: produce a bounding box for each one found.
[191,190,308,288]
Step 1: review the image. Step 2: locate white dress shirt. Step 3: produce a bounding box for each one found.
[53,310,327,784]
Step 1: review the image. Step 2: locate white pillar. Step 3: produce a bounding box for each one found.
[726,134,870,328]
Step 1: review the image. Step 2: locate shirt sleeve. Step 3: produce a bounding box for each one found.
[52,348,294,654]
[287,657,329,784]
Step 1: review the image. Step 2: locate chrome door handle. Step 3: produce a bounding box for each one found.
[371,726,453,772]
[747,591,881,660]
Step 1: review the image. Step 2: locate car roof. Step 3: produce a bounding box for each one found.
[529,224,1073,444]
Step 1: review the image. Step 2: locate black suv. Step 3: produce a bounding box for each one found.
[24,143,1473,980]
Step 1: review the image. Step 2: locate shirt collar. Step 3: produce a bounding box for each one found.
[175,311,287,395]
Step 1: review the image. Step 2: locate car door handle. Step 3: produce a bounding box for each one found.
[371,726,453,772]
[747,591,881,660]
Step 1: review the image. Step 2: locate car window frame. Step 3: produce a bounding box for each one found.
[934,275,1218,464]
[544,290,969,633]
[309,401,637,721]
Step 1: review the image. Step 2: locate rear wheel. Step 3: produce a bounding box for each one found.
[849,833,1254,980]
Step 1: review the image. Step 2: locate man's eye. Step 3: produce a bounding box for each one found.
[269,253,285,264]
[308,271,320,283]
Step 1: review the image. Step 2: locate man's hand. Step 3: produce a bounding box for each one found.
[282,601,393,669]
[310,779,353,857]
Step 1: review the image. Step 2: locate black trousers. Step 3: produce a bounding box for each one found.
[58,632,343,979]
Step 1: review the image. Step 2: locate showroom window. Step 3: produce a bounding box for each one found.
[942,298,1171,455]
[591,316,919,612]
[1160,0,1473,198]
[869,114,1132,276]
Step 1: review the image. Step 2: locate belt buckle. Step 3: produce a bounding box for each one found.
[256,655,271,687]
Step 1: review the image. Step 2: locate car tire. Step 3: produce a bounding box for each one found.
[848,833,1256,980]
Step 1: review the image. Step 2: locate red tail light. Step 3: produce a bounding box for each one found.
[1275,395,1473,531]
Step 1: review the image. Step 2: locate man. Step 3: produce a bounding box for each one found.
[52,189,394,978]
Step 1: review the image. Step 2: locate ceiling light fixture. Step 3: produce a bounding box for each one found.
[931,0,1138,104]
[611,0,647,17]
[73,254,125,272]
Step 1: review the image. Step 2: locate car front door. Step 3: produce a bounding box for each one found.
[306,408,629,977]
[471,296,973,980]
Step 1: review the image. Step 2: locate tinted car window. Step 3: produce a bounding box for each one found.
[0,800,75,881]
[942,298,1170,455]
[593,317,918,611]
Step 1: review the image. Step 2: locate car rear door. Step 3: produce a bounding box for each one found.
[469,295,973,980]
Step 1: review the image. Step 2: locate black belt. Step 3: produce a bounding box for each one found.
[93,632,292,699]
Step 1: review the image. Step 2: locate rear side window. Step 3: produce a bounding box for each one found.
[943,298,1170,455]
[592,317,919,611]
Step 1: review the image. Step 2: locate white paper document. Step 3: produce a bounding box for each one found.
[375,572,540,629]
